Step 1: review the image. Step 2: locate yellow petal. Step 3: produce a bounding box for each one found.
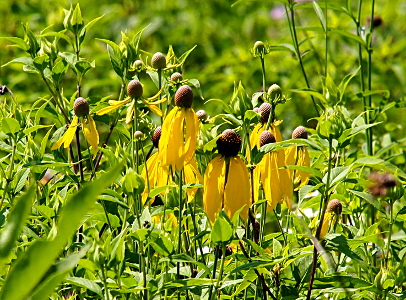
[320,213,332,238]
[224,156,250,221]
[141,152,159,204]
[184,108,198,165]
[276,149,293,210]
[125,101,135,124]
[203,156,225,224]
[52,116,79,150]
[271,123,282,142]
[148,104,164,117]
[268,152,282,211]
[82,115,99,159]
[142,96,167,106]
[108,97,131,106]
[295,147,310,190]
[250,123,264,149]
[184,158,203,203]
[96,104,121,116]
[159,108,184,171]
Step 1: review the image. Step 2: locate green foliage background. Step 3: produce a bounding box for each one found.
[1,0,405,144]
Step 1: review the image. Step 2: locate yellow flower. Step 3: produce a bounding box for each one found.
[158,85,198,171]
[96,80,165,121]
[285,126,310,190]
[203,130,250,223]
[51,97,99,158]
[319,199,342,238]
[254,130,293,211]
[141,125,202,204]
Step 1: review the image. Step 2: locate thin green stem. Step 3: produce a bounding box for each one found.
[0,139,16,209]
[212,242,227,300]
[285,3,319,117]
[208,246,220,300]
[177,170,184,282]
[306,138,333,300]
[260,56,266,94]
[386,200,394,267]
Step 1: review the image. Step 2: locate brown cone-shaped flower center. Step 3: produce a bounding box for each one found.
[259,130,276,147]
[196,110,208,122]
[127,80,143,98]
[151,52,166,69]
[327,199,342,215]
[73,97,89,117]
[258,102,271,124]
[170,72,183,82]
[174,85,194,108]
[151,126,162,148]
[134,131,144,140]
[217,129,241,157]
[292,126,308,139]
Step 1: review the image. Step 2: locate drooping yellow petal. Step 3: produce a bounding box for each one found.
[270,123,282,142]
[250,123,264,149]
[96,98,131,116]
[148,104,164,117]
[268,152,282,211]
[82,115,99,159]
[142,96,167,106]
[224,156,250,221]
[184,108,198,165]
[50,116,79,150]
[276,149,293,210]
[295,147,310,190]
[203,156,225,224]
[159,108,186,171]
[320,212,333,239]
[125,101,135,124]
[141,152,159,204]
[284,146,297,180]
[184,158,203,203]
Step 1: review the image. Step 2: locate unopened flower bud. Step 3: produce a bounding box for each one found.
[254,41,265,53]
[73,97,89,117]
[268,84,282,100]
[134,131,144,140]
[127,80,143,98]
[151,52,166,69]
[259,130,276,147]
[217,129,242,157]
[196,110,208,122]
[292,126,308,139]
[151,126,162,148]
[170,72,183,82]
[174,85,194,108]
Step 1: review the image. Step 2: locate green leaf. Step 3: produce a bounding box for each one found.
[2,118,21,135]
[30,246,90,300]
[97,39,123,77]
[0,163,122,300]
[51,60,69,83]
[313,1,326,32]
[211,214,233,244]
[23,125,53,136]
[66,276,103,297]
[0,186,35,265]
[151,235,174,256]
[0,37,29,51]
[324,234,361,261]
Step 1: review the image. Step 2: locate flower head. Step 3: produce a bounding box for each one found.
[285,126,310,190]
[254,130,293,211]
[96,79,165,120]
[158,85,198,171]
[203,130,250,223]
[51,97,99,158]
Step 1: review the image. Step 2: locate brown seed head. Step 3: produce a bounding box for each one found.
[151,126,162,148]
[127,80,143,98]
[327,199,342,215]
[73,97,89,117]
[258,102,271,124]
[174,85,194,108]
[292,126,308,139]
[170,72,183,82]
[151,52,166,69]
[217,129,242,157]
[196,110,208,122]
[259,130,276,147]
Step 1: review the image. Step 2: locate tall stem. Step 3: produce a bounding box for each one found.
[306,138,333,300]
[285,4,320,117]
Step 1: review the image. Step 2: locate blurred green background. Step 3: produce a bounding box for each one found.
[1,0,405,141]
